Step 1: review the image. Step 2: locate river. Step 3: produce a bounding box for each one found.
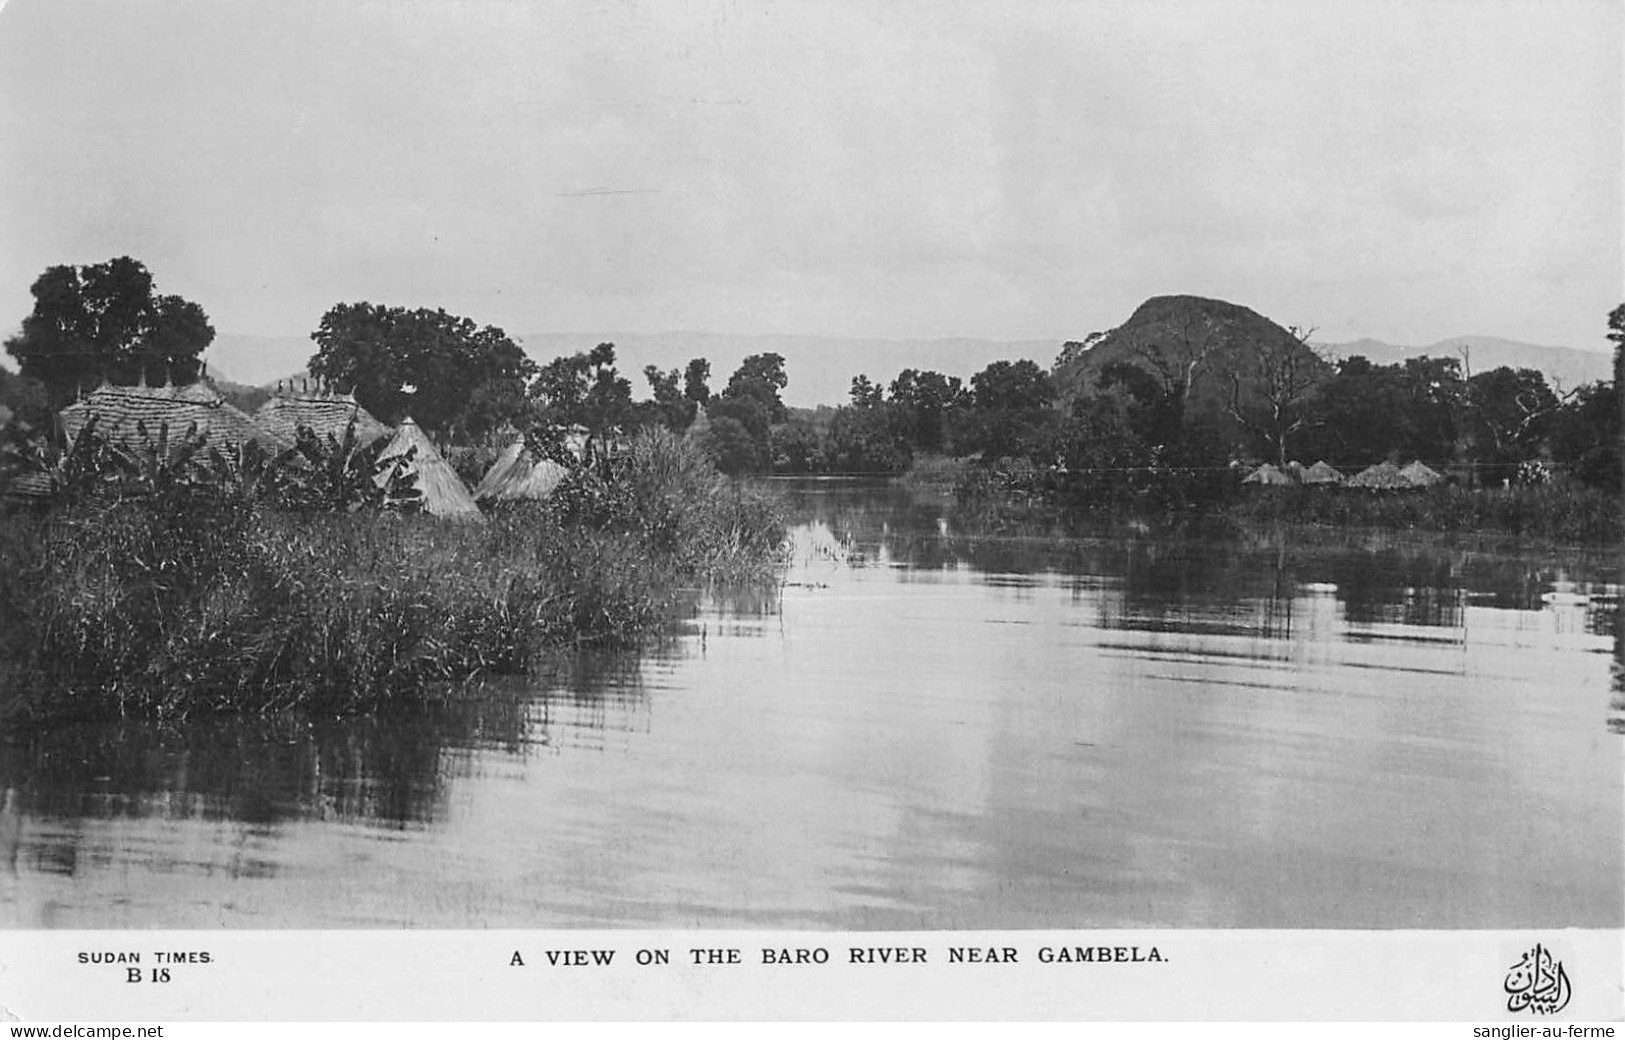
[1,478,1619,929]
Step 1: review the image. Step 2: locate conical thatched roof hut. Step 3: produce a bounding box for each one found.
[473,436,569,504]
[1242,462,1296,486]
[60,379,254,449]
[1398,460,1444,487]
[1302,460,1345,485]
[250,383,390,450]
[1346,460,1411,489]
[373,416,482,519]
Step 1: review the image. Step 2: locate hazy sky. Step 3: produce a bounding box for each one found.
[1,0,1619,351]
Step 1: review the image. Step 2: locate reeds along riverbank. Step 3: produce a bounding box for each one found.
[1214,479,1622,546]
[906,455,1622,546]
[0,429,787,724]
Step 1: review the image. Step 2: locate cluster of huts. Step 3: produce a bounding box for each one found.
[11,377,573,519]
[1241,459,1444,489]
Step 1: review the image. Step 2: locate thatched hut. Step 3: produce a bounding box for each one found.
[1399,460,1444,487]
[0,471,52,503]
[1242,462,1296,486]
[59,379,255,449]
[250,382,390,450]
[1301,460,1345,485]
[1346,461,1411,489]
[473,436,569,504]
[373,416,482,519]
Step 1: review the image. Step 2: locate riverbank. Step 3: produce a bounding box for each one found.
[0,430,786,725]
[901,455,1622,546]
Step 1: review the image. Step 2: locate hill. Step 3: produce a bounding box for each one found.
[1052,294,1331,423]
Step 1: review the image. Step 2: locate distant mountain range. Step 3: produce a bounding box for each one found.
[200,328,1613,409]
[1317,335,1611,391]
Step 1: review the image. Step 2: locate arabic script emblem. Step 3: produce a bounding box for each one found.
[1504,943,1571,1015]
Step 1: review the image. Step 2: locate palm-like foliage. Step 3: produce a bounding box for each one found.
[0,416,424,514]
[268,419,423,513]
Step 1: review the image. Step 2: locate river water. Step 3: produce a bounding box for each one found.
[1,478,1620,929]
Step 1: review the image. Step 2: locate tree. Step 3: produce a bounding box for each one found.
[4,257,216,405]
[1130,310,1228,408]
[721,353,789,425]
[1549,380,1619,493]
[1225,326,1327,465]
[683,357,712,406]
[963,359,1056,462]
[308,303,535,445]
[1297,355,1406,468]
[1399,356,1468,463]
[849,374,884,408]
[0,366,50,431]
[1465,366,1560,468]
[528,342,633,442]
[770,417,826,473]
[640,364,696,432]
[888,368,963,453]
[827,403,912,473]
[970,359,1052,412]
[698,415,764,475]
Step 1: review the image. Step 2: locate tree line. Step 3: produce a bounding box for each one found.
[3,257,1619,495]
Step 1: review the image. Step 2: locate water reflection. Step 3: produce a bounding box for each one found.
[2,477,1619,928]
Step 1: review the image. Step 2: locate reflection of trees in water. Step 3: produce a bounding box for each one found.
[781,478,1619,642]
[516,650,654,753]
[0,707,513,832]
[0,648,664,834]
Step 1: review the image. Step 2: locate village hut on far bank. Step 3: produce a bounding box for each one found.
[59,377,255,450]
[1399,461,1444,487]
[473,436,569,505]
[250,380,391,451]
[1242,462,1296,486]
[1346,461,1413,490]
[374,417,483,519]
[1301,460,1346,486]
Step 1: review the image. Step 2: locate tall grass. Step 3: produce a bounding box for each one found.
[0,428,786,724]
[940,459,1621,546]
[1218,480,1621,545]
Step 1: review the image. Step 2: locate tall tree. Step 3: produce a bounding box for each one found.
[849,374,884,408]
[1465,366,1560,467]
[969,359,1052,412]
[888,368,963,453]
[308,302,535,444]
[528,342,633,442]
[641,364,696,432]
[1224,327,1327,465]
[683,357,712,406]
[721,352,789,425]
[4,256,216,405]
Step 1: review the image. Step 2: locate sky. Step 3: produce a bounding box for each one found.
[0,0,1620,361]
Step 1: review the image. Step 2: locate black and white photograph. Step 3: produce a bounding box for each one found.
[0,0,1619,1023]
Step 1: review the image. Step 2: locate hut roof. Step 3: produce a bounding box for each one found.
[60,380,255,449]
[251,387,391,450]
[473,437,568,504]
[1242,462,1296,486]
[1302,460,1346,485]
[1399,460,1444,487]
[1,471,53,501]
[1346,461,1411,489]
[373,416,482,519]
